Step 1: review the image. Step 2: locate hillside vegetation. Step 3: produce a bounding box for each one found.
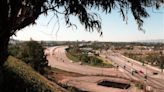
[2,56,67,92]
[9,40,48,74]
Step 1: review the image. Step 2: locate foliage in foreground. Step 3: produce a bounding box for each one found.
[1,56,67,92]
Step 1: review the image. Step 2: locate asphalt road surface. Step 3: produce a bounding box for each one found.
[46,46,123,77]
[46,46,140,92]
[100,50,164,92]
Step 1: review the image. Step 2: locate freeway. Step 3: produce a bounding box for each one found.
[46,46,123,77]
[45,46,140,92]
[100,50,164,92]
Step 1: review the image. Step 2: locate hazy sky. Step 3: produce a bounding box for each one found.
[12,7,164,42]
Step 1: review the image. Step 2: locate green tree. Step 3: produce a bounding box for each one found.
[146,54,158,65]
[0,0,163,88]
[8,44,21,57]
[21,40,48,74]
[0,0,163,66]
[9,40,48,74]
[159,51,164,72]
[80,54,89,63]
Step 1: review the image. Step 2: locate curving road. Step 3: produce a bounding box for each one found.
[46,46,124,77]
[46,46,141,92]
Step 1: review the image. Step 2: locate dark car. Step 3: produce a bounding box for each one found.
[153,72,158,75]
[134,70,138,73]
[139,70,144,74]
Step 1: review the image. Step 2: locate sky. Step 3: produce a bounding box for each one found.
[12,6,164,42]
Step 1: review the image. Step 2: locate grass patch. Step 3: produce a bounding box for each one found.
[66,52,79,62]
[97,56,113,67]
[66,51,113,68]
[2,56,67,92]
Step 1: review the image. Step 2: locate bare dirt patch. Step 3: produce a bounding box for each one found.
[47,68,143,92]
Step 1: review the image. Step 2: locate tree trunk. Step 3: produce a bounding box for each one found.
[0,0,13,90]
[0,0,9,66]
[0,33,10,88]
[0,36,9,66]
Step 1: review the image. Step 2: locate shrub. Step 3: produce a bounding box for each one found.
[9,40,48,74]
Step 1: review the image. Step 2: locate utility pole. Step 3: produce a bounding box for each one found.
[145,64,147,80]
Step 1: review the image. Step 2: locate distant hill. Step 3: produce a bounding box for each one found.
[136,39,164,43]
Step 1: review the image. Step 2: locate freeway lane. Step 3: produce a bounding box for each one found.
[100,51,164,92]
[46,46,125,77]
[46,46,164,91]
[46,46,138,92]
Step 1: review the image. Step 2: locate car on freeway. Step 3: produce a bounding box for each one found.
[139,70,144,74]
[134,70,138,74]
[153,72,158,75]
[131,69,138,74]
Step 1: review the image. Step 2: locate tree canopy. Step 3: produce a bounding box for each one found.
[0,0,163,66]
[0,0,163,89]
[0,0,163,37]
